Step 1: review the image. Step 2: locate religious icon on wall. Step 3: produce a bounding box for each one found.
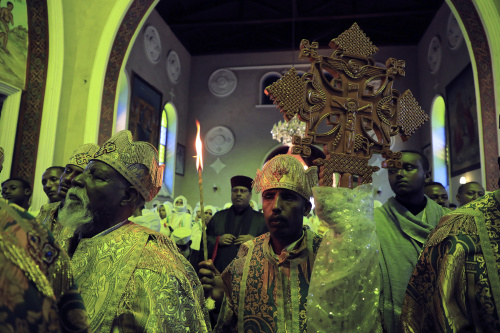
[129,72,162,149]
[0,0,28,89]
[446,65,480,176]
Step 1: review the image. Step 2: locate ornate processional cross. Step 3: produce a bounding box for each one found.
[265,23,429,188]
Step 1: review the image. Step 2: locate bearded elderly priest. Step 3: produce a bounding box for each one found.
[56,131,211,332]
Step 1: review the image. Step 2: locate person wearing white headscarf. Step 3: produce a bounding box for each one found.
[157,203,172,237]
[191,205,216,251]
[129,206,161,232]
[192,205,201,226]
[171,195,192,230]
[150,200,161,211]
[164,200,174,213]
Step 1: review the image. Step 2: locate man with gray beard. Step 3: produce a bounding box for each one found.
[57,186,93,235]
[37,143,100,235]
[56,130,211,332]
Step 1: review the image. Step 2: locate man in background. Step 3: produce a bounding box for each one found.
[456,181,485,206]
[424,181,450,208]
[41,166,64,203]
[1,177,32,211]
[207,175,267,273]
[38,143,100,233]
[375,150,449,332]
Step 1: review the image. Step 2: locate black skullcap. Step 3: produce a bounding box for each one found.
[230,175,253,191]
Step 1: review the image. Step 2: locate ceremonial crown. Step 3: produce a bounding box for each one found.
[67,143,100,168]
[92,130,164,202]
[253,154,318,200]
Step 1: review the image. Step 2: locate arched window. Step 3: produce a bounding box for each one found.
[162,102,178,195]
[259,72,281,105]
[158,109,167,165]
[431,95,448,187]
[115,70,130,132]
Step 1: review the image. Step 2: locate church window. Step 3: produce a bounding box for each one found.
[431,95,448,187]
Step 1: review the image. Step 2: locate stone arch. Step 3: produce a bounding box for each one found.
[448,0,499,190]
[97,0,159,145]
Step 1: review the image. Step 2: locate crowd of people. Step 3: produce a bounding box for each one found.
[0,135,497,332]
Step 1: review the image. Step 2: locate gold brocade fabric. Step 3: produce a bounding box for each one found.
[0,199,89,332]
[400,193,500,332]
[38,201,62,233]
[69,222,210,332]
[217,229,322,333]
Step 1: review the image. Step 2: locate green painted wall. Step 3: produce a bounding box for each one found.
[54,0,119,166]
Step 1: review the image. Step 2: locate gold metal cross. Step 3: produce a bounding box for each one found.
[266,23,428,188]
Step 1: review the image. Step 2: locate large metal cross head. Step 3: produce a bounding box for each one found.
[265,23,429,188]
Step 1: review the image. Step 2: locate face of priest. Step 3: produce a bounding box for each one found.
[262,188,311,241]
[388,152,430,198]
[58,164,84,199]
[231,186,251,210]
[42,168,63,203]
[456,182,485,206]
[424,184,450,208]
[61,160,131,235]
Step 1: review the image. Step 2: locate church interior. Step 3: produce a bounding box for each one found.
[0,0,499,212]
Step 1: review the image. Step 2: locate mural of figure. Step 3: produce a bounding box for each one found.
[0,1,14,54]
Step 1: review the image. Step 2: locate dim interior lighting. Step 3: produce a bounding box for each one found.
[460,176,467,184]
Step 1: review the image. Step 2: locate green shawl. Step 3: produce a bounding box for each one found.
[375,196,448,332]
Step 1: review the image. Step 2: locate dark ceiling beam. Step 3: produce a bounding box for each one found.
[169,9,437,27]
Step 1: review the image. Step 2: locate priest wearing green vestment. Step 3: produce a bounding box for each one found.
[400,189,500,332]
[56,131,211,332]
[375,150,449,332]
[201,154,322,333]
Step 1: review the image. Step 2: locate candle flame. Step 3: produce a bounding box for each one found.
[196,120,203,171]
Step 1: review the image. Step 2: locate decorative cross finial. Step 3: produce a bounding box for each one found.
[266,23,429,188]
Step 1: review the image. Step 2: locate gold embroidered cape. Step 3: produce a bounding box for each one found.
[68,221,211,332]
[400,192,500,332]
[0,199,89,332]
[38,201,62,234]
[216,229,322,333]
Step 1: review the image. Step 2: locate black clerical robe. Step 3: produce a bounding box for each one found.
[207,205,267,273]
